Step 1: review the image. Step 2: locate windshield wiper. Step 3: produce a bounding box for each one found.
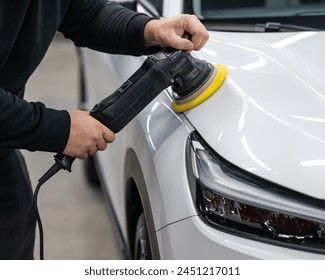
[255,22,320,32]
[203,21,322,32]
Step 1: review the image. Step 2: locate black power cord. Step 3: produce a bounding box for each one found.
[33,162,62,260]
[33,181,45,260]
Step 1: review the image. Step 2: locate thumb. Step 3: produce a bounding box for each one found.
[102,126,115,143]
[169,33,194,51]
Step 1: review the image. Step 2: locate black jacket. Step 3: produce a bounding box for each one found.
[0,0,152,155]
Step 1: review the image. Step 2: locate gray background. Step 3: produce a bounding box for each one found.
[23,34,123,260]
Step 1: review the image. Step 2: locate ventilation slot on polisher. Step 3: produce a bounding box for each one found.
[183,65,195,77]
[174,57,187,70]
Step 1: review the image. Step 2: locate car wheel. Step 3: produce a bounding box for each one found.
[84,156,100,187]
[134,212,153,260]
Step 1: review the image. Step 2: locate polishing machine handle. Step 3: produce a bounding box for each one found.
[52,55,173,172]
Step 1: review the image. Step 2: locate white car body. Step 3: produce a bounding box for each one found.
[80,0,325,259]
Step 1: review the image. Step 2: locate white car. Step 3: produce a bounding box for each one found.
[79,0,325,259]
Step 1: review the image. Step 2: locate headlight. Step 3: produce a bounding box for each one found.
[187,131,325,254]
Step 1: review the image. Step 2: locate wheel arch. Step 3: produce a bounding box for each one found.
[124,148,160,259]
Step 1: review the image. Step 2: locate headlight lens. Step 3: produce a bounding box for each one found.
[187,131,325,254]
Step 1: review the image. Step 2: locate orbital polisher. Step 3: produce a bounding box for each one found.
[34,34,227,259]
[39,37,227,181]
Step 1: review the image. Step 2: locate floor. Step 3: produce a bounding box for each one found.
[23,34,123,260]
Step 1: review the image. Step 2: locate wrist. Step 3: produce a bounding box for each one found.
[143,19,161,48]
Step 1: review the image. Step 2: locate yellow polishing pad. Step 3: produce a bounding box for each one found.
[172,64,227,113]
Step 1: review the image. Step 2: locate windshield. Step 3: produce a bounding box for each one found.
[185,0,325,30]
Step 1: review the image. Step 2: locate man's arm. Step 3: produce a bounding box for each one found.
[59,0,208,55]
[0,88,70,153]
[0,88,114,158]
[59,0,152,55]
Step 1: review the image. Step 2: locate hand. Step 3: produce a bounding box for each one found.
[63,110,115,159]
[143,14,209,51]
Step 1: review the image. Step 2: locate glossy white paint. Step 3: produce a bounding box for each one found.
[186,31,325,199]
[81,1,325,259]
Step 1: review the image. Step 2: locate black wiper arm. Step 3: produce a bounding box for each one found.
[255,22,320,32]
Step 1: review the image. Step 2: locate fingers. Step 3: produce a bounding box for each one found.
[167,33,194,51]
[102,127,115,144]
[87,147,98,157]
[85,125,114,157]
[63,110,115,159]
[96,138,108,152]
[143,14,209,51]
[87,137,108,156]
[87,126,114,156]
[183,15,209,50]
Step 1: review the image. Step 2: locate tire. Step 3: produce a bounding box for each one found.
[134,212,153,260]
[84,156,100,187]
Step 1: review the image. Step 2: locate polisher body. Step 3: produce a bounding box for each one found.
[89,48,227,132]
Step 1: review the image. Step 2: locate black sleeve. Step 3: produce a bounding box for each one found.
[59,0,154,55]
[0,88,70,153]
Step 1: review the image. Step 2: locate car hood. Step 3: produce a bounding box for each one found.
[184,31,325,199]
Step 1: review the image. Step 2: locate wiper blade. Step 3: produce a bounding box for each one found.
[255,22,320,32]
[203,21,322,33]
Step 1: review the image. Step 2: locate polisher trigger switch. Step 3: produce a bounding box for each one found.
[173,75,184,87]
